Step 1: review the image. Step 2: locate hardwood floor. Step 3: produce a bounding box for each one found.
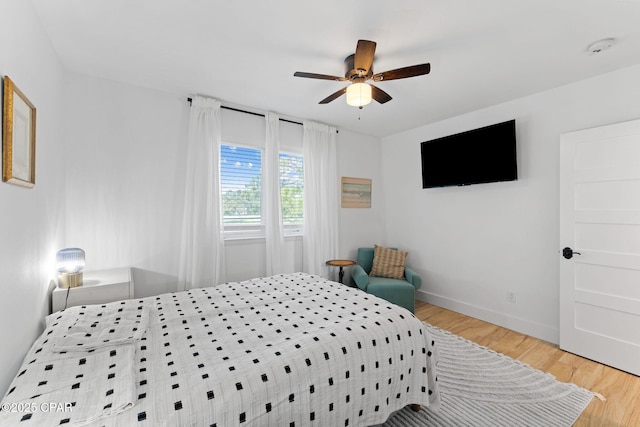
[414,300,640,426]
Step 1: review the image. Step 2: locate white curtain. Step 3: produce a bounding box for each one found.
[264,112,284,275]
[302,121,339,277]
[177,96,225,290]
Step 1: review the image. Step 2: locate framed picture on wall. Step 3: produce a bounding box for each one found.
[2,76,36,188]
[341,177,371,208]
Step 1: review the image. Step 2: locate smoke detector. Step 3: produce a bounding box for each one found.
[587,38,616,54]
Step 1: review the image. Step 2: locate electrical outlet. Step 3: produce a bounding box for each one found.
[507,291,517,304]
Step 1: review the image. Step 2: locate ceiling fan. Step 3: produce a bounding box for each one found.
[294,39,431,108]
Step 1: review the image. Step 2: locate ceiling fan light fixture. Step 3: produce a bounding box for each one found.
[346,82,372,107]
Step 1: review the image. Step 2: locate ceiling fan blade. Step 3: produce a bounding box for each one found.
[319,87,348,104]
[370,84,392,104]
[372,63,431,82]
[294,71,347,81]
[354,40,376,73]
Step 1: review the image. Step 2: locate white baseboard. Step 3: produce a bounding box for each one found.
[416,290,559,344]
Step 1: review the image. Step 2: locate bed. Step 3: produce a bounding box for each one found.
[0,273,440,426]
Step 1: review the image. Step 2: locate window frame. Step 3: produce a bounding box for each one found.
[220,143,303,240]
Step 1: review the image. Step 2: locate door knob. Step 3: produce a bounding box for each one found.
[562,247,581,260]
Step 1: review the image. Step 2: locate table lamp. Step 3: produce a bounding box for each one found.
[56,248,85,288]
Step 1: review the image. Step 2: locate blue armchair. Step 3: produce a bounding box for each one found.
[351,247,422,313]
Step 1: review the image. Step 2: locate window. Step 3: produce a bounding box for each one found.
[221,145,262,233]
[279,152,304,231]
[220,145,303,238]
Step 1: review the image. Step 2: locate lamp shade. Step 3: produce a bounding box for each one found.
[56,248,85,273]
[346,83,372,107]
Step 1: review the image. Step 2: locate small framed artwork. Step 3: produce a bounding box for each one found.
[341,177,371,208]
[2,76,36,188]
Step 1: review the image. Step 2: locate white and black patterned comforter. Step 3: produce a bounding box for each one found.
[1,273,440,426]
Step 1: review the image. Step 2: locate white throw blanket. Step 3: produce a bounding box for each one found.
[48,302,149,352]
[0,345,137,426]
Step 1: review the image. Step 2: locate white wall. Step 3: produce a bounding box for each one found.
[63,74,385,291]
[337,130,387,257]
[0,0,66,395]
[382,64,640,343]
[64,73,189,298]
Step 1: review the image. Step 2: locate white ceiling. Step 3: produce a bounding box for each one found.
[31,0,640,137]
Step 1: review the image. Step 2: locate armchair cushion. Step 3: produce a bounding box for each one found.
[367,278,417,312]
[370,245,408,279]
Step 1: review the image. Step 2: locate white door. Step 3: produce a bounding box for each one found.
[559,118,640,375]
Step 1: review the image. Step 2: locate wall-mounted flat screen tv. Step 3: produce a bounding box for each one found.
[421,119,517,188]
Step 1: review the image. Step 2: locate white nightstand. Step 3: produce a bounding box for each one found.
[51,267,134,313]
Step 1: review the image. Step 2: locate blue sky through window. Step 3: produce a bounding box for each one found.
[220,145,262,191]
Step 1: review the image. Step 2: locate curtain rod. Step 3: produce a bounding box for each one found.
[187,97,301,126]
[187,97,338,132]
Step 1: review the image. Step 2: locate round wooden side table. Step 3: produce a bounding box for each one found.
[326,259,356,284]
